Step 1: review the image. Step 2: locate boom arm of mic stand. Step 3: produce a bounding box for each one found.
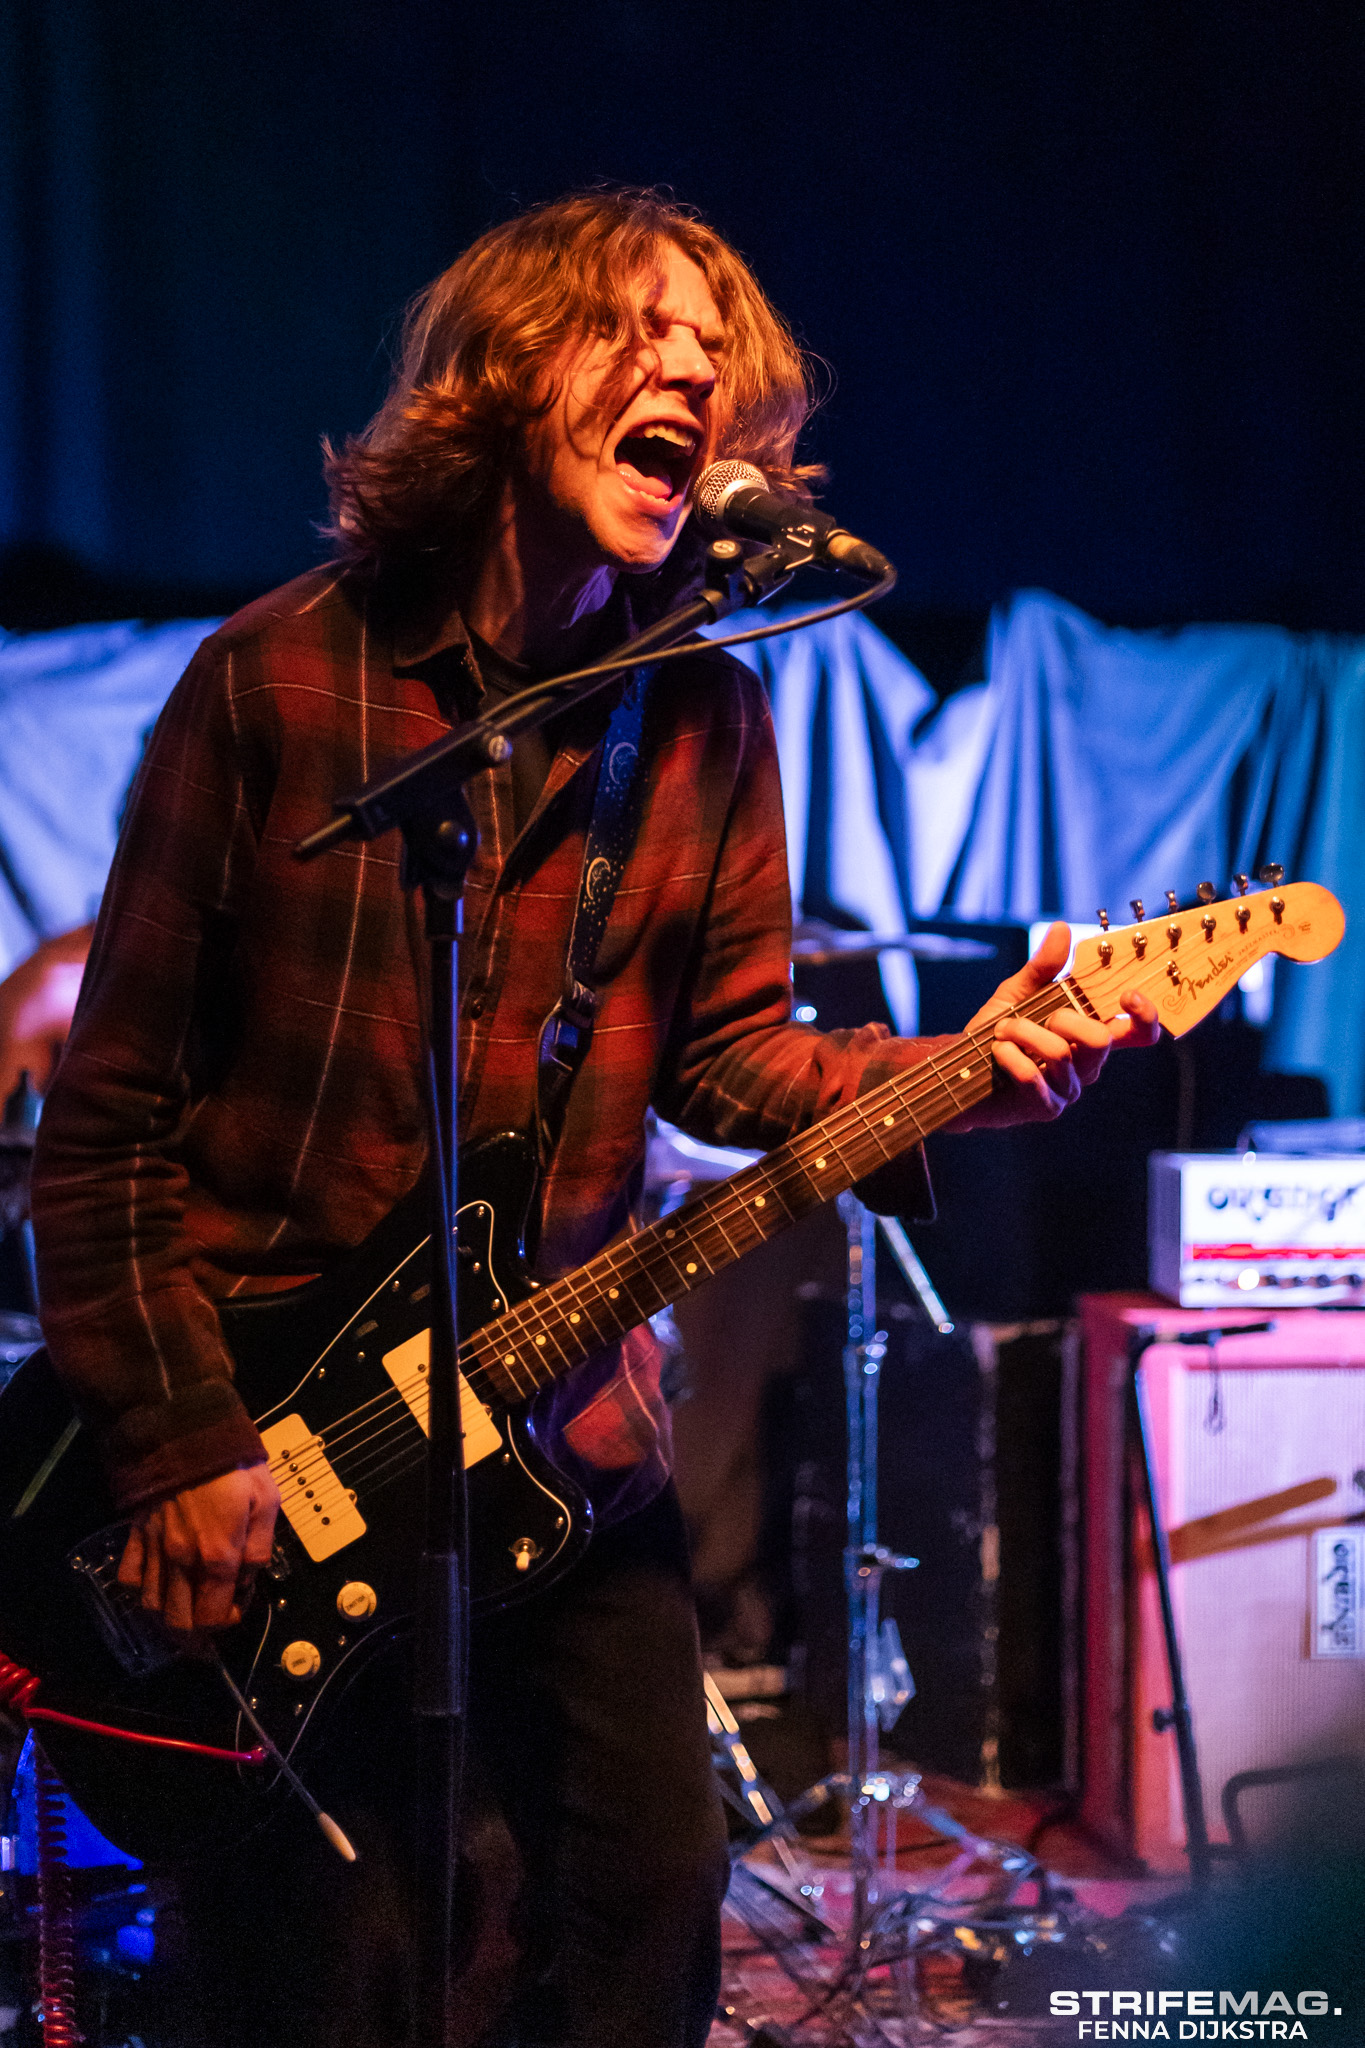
[292,540,788,866]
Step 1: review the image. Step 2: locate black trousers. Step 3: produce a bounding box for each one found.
[154,1485,729,2048]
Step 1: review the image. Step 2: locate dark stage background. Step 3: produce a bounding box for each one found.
[2,0,1362,653]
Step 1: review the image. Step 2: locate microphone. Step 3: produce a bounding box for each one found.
[692,461,892,582]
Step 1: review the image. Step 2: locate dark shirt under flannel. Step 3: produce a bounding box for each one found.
[31,566,942,1522]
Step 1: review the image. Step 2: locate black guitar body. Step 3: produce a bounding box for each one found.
[0,1131,591,1859]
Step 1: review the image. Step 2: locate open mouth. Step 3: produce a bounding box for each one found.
[613,422,700,505]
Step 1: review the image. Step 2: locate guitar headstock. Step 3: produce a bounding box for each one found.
[1069,879,1345,1039]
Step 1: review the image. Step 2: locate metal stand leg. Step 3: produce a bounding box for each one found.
[838,1195,918,1946]
[717,1201,1101,2043]
[1129,1332,1213,1892]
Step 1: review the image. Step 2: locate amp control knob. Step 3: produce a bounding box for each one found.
[280,1639,322,1681]
[337,1581,378,1620]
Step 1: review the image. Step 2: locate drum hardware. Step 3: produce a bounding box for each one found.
[717,1196,1109,2041]
[0,1072,40,1316]
[789,924,997,970]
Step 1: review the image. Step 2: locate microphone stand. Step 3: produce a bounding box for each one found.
[293,537,791,2048]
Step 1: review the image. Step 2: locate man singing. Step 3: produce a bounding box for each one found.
[30,189,1155,2047]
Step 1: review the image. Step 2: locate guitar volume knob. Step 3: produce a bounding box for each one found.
[280,1639,323,1681]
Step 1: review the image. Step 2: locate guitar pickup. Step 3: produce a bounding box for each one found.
[260,1416,367,1563]
[380,1331,501,1469]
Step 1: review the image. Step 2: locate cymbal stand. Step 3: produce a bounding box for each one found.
[836,1194,920,1941]
[722,1205,1078,2043]
[715,1197,916,2035]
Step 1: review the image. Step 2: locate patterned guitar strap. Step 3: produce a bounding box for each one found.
[534,669,651,1172]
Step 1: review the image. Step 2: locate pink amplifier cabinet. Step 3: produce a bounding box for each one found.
[1149,1150,1365,1307]
[1080,1294,1365,1873]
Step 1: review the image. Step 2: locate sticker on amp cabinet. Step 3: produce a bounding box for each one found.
[1312,1526,1365,1658]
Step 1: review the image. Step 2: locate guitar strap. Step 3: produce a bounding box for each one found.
[534,669,651,1170]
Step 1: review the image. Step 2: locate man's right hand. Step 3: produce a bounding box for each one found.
[117,1466,281,1634]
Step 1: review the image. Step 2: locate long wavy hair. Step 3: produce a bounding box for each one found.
[322,188,820,574]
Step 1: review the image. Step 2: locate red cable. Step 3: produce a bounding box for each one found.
[32,1742,81,2048]
[3,1651,267,2040]
[0,1651,40,1717]
[0,1650,265,1766]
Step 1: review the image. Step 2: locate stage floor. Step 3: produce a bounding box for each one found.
[712,1767,1184,2047]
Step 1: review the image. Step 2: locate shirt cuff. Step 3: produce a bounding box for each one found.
[847,1034,958,1221]
[851,1146,935,1222]
[100,1379,268,1514]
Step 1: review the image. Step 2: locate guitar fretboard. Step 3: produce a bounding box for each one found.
[460,976,1090,1408]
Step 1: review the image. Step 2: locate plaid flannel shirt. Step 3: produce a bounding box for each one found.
[31,566,940,1523]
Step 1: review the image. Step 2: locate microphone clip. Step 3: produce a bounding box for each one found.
[700,539,796,622]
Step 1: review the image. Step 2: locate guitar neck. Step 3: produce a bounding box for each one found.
[461,977,1081,1408]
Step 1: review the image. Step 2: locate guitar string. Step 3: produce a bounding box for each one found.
[323,1037,997,1495]
[456,974,1101,1390]
[505,1003,995,1373]
[328,1001,1019,1489]
[280,909,1271,1503]
[454,919,1248,1404]
[458,1016,1011,1380]
[330,986,1103,1497]
[327,952,1174,1500]
[271,994,1004,1489]
[300,1033,972,1495]
[330,933,1216,1496]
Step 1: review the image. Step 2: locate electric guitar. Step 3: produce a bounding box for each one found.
[0,881,1342,1856]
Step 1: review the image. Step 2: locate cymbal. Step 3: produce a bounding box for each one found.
[646,1118,758,1193]
[791,921,997,968]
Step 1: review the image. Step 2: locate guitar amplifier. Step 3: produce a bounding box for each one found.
[1149,1151,1365,1307]
[1080,1294,1365,1872]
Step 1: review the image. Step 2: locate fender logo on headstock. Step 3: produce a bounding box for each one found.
[1164,947,1237,1010]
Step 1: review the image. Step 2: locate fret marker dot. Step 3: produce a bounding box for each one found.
[503,1353,515,1365]
[686,1261,697,1275]
[609,1288,620,1299]
[665,1228,676,1239]
[815,1157,826,1169]
[569,1312,580,1324]
[959,1068,972,1080]
[535,1335,546,1346]
[883,1114,895,1127]
[753,1195,765,1208]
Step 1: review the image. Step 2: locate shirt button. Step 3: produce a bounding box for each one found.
[467,995,485,1018]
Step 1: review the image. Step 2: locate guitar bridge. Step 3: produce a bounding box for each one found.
[68,1526,181,1677]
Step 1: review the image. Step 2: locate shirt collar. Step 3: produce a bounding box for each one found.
[390,591,477,673]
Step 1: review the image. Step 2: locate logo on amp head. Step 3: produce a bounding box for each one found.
[1205,1180,1365,1226]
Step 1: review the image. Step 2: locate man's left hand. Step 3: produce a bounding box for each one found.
[945,921,1160,1134]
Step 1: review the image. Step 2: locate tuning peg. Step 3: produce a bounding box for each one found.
[1130,898,1145,920]
[1197,881,1216,904]
[1165,890,1179,913]
[1234,873,1250,895]
[1257,863,1284,887]
[1097,908,1110,930]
